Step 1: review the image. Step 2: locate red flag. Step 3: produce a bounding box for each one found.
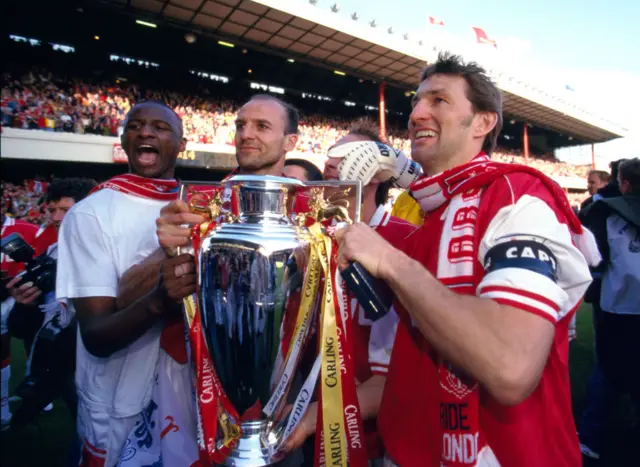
[429,16,445,26]
[472,27,497,48]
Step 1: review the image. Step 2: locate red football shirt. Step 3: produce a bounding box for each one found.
[347,207,417,459]
[378,173,589,466]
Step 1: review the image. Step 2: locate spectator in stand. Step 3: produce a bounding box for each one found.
[2,68,594,181]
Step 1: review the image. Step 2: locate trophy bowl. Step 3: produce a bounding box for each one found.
[180,175,361,466]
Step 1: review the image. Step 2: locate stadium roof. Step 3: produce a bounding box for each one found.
[98,0,627,143]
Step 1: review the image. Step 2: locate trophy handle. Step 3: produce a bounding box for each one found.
[302,180,362,224]
[177,181,224,256]
[300,180,393,320]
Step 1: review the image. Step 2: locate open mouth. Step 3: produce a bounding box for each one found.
[136,144,160,166]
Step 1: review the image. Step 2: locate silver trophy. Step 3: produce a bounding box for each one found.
[179,175,361,466]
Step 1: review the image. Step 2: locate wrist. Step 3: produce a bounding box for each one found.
[379,247,409,284]
[148,280,170,316]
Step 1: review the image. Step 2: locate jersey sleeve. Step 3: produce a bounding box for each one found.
[476,192,592,324]
[56,208,118,300]
[368,307,399,375]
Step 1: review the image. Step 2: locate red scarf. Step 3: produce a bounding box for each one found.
[90,173,179,201]
[409,154,582,234]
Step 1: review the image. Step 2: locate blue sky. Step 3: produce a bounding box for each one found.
[307,0,639,161]
[333,0,639,75]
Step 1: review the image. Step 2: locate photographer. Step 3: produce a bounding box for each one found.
[1,201,38,430]
[3,177,95,427]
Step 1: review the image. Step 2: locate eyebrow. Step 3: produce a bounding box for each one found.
[127,118,172,126]
[411,88,448,104]
[235,118,272,126]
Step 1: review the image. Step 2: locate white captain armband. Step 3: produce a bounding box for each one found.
[484,239,558,283]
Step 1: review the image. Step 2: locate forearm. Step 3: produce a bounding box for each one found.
[79,249,169,357]
[356,374,385,420]
[78,290,163,358]
[117,248,167,310]
[382,251,547,404]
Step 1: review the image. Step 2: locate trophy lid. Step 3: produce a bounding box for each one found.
[225,175,303,223]
[225,174,304,189]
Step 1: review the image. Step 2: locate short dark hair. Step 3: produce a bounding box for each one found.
[610,159,628,180]
[421,52,503,155]
[345,120,393,206]
[284,158,324,182]
[47,178,97,203]
[589,170,610,183]
[618,158,640,193]
[127,100,183,135]
[249,94,299,135]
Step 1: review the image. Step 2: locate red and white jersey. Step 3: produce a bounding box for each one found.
[1,216,39,278]
[378,173,591,466]
[350,206,417,381]
[343,206,417,459]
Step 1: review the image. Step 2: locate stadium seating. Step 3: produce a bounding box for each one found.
[1,68,592,221]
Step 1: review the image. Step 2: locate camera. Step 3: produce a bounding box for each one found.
[0,232,57,295]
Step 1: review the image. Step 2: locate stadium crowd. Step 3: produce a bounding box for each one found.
[2,69,590,184]
[2,181,50,226]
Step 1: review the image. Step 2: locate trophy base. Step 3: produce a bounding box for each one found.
[216,420,286,467]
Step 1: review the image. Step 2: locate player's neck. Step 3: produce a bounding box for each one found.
[422,146,482,176]
[240,158,286,177]
[361,188,379,225]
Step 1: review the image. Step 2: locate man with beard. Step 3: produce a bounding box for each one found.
[56,100,198,466]
[334,53,594,466]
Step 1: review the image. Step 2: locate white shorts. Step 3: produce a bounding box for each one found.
[77,401,138,467]
[77,350,198,467]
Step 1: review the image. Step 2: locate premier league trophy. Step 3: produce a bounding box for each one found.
[178,175,365,467]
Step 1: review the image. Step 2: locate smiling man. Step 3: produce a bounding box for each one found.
[335,53,594,466]
[234,94,299,175]
[56,100,199,466]
[157,94,299,252]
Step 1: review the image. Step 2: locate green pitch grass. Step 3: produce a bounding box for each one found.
[0,304,635,466]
